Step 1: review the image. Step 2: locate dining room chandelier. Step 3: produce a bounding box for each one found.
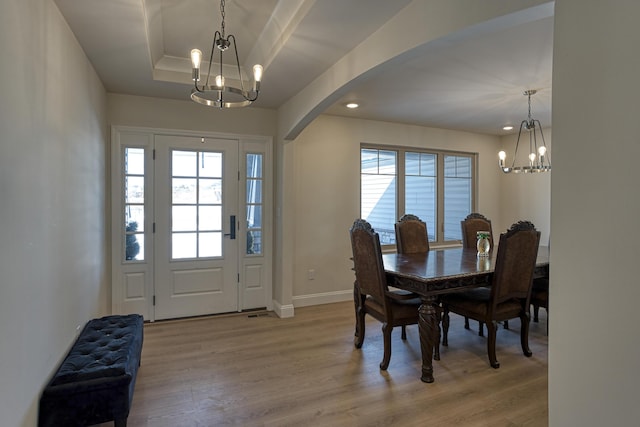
[189,0,263,108]
[498,90,551,173]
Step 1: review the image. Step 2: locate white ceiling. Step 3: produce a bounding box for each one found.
[54,0,553,136]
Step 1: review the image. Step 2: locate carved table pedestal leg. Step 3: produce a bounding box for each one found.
[418,295,440,383]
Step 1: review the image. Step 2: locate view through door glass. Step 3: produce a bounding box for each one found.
[171,150,223,259]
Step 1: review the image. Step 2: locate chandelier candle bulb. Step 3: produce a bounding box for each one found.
[538,146,546,164]
[191,49,202,81]
[253,65,263,82]
[253,65,263,91]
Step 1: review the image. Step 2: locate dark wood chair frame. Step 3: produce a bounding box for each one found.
[442,221,541,369]
[350,219,433,370]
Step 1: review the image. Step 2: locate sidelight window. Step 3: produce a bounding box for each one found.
[246,153,263,255]
[124,147,145,261]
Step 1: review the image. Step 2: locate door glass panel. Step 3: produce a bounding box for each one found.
[125,205,145,231]
[173,151,197,177]
[172,233,197,259]
[246,180,262,203]
[247,154,262,177]
[125,177,144,204]
[171,149,224,260]
[248,230,262,254]
[246,153,263,255]
[172,206,197,231]
[126,148,144,175]
[127,233,144,261]
[172,178,197,204]
[125,224,142,260]
[199,179,222,203]
[199,206,220,231]
[198,232,222,257]
[199,152,222,177]
[246,205,262,228]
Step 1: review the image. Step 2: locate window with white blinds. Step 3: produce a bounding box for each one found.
[361,146,476,246]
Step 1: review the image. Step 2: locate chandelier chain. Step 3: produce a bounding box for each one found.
[220,0,226,38]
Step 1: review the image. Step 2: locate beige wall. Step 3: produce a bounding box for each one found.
[0,1,108,425]
[107,93,277,137]
[550,1,640,425]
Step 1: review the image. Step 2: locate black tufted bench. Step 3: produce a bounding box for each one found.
[38,314,144,427]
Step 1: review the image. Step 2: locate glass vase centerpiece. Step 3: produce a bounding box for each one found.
[476,231,491,257]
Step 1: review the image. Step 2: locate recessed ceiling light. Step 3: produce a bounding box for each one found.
[503,125,514,131]
[345,102,359,109]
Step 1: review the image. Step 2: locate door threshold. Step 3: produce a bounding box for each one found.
[151,308,271,324]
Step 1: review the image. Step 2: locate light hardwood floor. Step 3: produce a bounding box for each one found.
[99,301,548,427]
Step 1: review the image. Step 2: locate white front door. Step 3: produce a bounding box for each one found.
[153,135,239,320]
[111,127,273,321]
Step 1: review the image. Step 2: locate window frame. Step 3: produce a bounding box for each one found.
[360,143,478,248]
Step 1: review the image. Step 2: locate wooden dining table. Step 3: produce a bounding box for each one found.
[382,246,550,383]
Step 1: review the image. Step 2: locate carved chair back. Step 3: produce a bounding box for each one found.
[395,214,429,254]
[490,221,541,309]
[460,213,494,249]
[350,219,389,306]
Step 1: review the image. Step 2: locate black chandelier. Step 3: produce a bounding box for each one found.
[190,0,263,108]
[498,90,551,173]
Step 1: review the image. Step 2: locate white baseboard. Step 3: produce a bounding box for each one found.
[292,290,353,308]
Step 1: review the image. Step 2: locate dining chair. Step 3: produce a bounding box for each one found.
[531,277,549,332]
[442,220,541,369]
[531,236,550,334]
[395,214,429,254]
[460,213,503,336]
[350,218,429,370]
[460,212,495,249]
